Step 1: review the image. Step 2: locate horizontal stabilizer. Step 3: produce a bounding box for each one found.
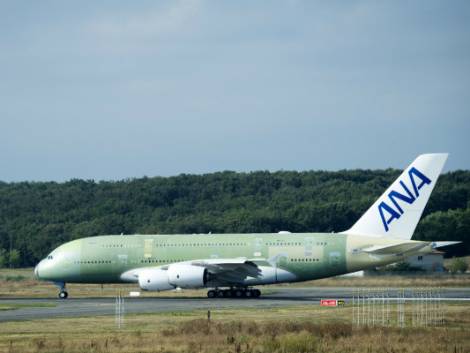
[431,241,462,249]
[362,242,427,255]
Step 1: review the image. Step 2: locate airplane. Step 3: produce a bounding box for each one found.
[34,154,459,299]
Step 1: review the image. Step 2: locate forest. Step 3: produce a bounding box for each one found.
[0,169,469,267]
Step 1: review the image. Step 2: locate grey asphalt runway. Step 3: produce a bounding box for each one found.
[1,287,469,322]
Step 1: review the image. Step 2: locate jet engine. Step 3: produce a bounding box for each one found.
[138,265,209,291]
[138,268,174,291]
[167,264,208,288]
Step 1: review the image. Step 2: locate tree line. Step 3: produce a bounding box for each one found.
[0,169,469,267]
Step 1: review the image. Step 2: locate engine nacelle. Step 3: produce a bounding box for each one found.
[167,264,208,288]
[138,268,174,291]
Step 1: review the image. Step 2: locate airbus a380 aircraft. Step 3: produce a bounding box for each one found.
[35,154,458,299]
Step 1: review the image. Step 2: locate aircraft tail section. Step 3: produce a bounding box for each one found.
[345,153,448,240]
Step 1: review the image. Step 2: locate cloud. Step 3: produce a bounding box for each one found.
[86,0,203,40]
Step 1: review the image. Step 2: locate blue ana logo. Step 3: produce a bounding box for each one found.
[378,167,431,232]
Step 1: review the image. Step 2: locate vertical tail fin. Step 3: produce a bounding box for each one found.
[345,153,448,240]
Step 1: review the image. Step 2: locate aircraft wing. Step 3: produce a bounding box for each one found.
[188,258,262,281]
[121,258,263,284]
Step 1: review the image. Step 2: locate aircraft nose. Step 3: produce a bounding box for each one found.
[34,261,43,279]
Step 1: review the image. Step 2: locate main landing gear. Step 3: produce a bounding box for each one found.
[207,288,261,299]
[54,282,68,299]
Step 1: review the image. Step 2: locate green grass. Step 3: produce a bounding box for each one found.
[0,268,34,280]
[0,303,56,311]
[3,275,27,282]
[0,303,469,353]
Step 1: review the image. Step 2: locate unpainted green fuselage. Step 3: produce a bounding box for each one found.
[35,233,425,286]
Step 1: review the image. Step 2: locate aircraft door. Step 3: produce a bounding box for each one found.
[329,251,341,267]
[144,239,154,259]
[253,237,263,257]
[118,254,128,265]
[304,238,314,257]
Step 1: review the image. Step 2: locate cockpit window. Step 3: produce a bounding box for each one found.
[47,255,53,260]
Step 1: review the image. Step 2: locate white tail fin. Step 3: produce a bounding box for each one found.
[345,153,448,240]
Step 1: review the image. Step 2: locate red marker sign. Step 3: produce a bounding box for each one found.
[320,299,345,306]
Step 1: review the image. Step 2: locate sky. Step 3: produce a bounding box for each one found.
[0,0,469,181]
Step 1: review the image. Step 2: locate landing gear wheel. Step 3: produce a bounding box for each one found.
[207,288,260,299]
[58,291,68,299]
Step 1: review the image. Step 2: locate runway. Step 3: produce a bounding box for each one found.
[1,287,469,322]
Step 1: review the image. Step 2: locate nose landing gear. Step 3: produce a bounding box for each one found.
[207,288,261,299]
[54,282,68,299]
